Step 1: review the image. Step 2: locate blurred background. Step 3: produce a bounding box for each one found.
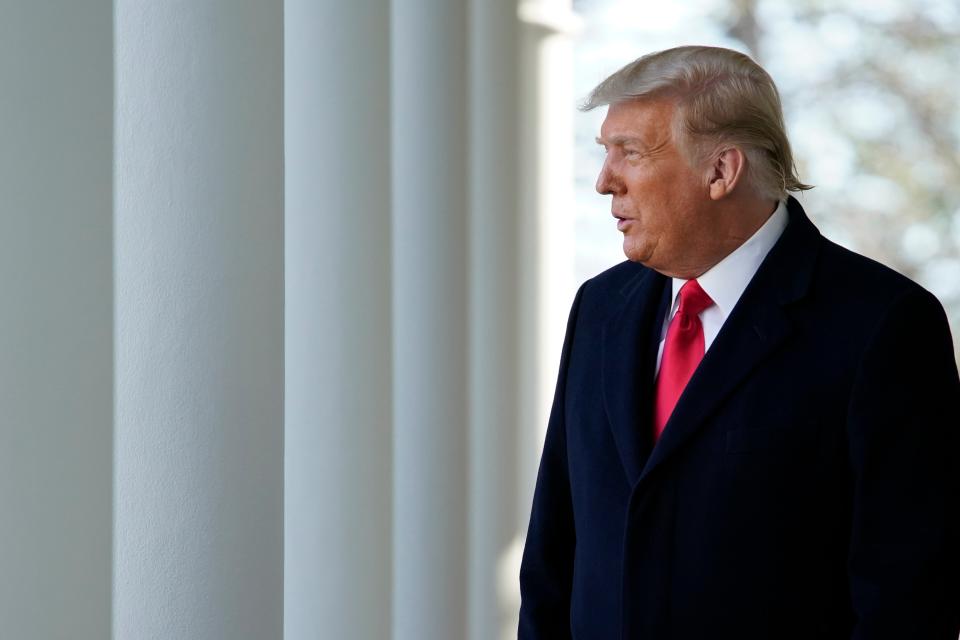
[1,0,956,639]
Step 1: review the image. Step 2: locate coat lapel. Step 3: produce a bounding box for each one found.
[634,196,823,488]
[601,266,670,485]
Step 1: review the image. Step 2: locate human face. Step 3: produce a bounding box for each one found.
[595,98,715,277]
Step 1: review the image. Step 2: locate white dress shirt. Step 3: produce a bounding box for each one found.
[655,199,789,375]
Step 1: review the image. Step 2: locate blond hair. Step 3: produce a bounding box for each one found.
[582,45,813,201]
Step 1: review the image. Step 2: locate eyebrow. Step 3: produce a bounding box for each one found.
[595,135,646,147]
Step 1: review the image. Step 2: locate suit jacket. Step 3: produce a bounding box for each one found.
[519,196,960,639]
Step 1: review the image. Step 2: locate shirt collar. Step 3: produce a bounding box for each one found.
[669,198,789,319]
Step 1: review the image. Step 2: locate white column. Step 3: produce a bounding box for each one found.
[467,1,523,640]
[113,3,284,638]
[392,0,470,638]
[284,2,393,639]
[0,3,113,638]
[516,0,580,538]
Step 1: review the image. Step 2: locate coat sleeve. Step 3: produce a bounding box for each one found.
[518,281,587,640]
[846,287,960,639]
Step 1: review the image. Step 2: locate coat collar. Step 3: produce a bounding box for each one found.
[600,196,822,488]
[600,266,670,483]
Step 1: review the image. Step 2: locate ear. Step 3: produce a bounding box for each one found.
[707,147,746,200]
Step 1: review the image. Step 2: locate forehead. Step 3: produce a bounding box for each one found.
[598,97,678,141]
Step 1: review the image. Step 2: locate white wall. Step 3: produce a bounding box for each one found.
[0,3,113,638]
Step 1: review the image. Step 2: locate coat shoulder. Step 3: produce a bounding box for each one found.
[579,260,650,305]
[816,236,944,316]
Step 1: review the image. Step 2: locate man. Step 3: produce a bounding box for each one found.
[519,45,960,639]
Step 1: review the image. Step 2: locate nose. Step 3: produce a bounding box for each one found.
[595,158,621,196]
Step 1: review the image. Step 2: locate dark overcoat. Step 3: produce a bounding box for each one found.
[519,196,960,639]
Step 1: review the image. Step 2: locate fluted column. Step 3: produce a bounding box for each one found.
[467,1,522,639]
[113,3,283,638]
[392,0,470,638]
[0,3,113,638]
[284,2,393,638]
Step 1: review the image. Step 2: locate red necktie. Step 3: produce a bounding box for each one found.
[653,279,714,441]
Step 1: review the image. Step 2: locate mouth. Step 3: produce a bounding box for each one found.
[613,214,632,231]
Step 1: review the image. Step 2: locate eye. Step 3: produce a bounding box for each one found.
[623,148,642,157]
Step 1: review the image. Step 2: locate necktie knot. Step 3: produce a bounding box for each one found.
[677,279,713,318]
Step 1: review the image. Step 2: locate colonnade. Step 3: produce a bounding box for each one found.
[1,0,575,637]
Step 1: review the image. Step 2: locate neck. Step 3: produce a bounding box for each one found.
[668,197,779,280]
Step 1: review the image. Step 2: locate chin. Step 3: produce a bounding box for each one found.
[622,241,649,264]
[623,246,669,276]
